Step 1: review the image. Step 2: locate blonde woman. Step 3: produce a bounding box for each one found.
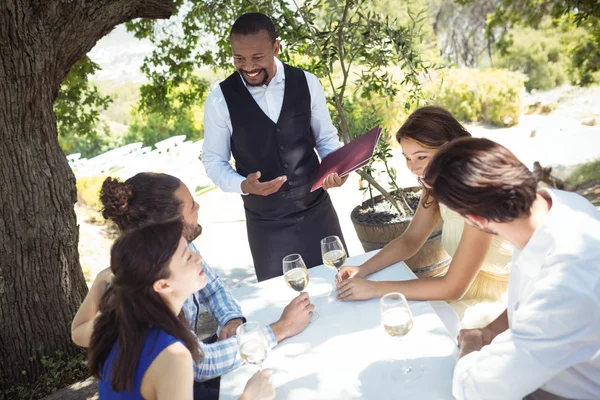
[337,106,512,324]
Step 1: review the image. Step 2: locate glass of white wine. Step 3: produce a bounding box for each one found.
[283,253,318,322]
[236,321,270,371]
[380,292,421,382]
[321,235,347,301]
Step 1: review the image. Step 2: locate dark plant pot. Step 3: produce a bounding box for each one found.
[350,187,451,278]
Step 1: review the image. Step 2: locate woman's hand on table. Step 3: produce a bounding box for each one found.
[337,265,364,284]
[336,277,379,301]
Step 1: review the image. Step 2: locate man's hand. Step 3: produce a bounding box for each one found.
[457,328,493,359]
[270,292,314,342]
[336,277,379,301]
[240,369,275,400]
[322,173,348,190]
[218,318,244,341]
[241,171,286,196]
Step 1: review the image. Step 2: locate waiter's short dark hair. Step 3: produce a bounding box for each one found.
[230,12,278,43]
[423,138,538,223]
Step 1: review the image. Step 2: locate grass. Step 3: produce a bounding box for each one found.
[0,351,88,400]
[566,159,600,187]
[195,185,217,196]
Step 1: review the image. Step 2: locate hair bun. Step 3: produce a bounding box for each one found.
[100,177,134,223]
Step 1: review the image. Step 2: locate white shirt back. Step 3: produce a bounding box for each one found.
[454,189,600,399]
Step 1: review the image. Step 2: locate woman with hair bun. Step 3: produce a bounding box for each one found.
[71,172,312,398]
[72,220,275,399]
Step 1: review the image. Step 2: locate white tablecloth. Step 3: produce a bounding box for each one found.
[220,250,458,399]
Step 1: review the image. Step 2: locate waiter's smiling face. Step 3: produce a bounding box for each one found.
[231,29,279,87]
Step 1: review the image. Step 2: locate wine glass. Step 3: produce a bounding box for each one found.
[380,292,421,382]
[283,253,318,321]
[321,235,347,301]
[236,321,270,371]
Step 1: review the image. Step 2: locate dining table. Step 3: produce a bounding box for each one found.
[219,250,459,399]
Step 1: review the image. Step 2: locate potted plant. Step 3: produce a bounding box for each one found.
[291,0,450,276]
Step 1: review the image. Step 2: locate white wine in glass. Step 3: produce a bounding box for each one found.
[322,249,347,269]
[284,267,309,292]
[282,253,318,321]
[321,236,346,301]
[380,292,421,381]
[382,308,413,337]
[236,322,269,371]
[321,235,347,275]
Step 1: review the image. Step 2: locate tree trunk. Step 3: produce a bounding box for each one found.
[0,0,174,388]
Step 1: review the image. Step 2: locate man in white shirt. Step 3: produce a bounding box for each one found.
[423,137,600,400]
[203,13,347,281]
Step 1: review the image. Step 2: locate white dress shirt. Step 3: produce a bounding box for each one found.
[202,58,341,194]
[453,189,600,400]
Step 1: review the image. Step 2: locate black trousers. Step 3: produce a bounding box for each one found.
[193,334,220,400]
[243,184,346,282]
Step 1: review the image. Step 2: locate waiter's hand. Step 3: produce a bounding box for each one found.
[241,171,287,196]
[322,173,348,190]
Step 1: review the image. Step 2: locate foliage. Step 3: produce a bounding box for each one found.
[477,0,600,85]
[495,20,597,91]
[125,105,201,147]
[55,57,113,158]
[95,81,143,126]
[567,159,600,188]
[496,25,567,91]
[126,0,434,216]
[432,68,525,126]
[0,351,87,400]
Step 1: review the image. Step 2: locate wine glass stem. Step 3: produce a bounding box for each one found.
[398,338,411,374]
[258,362,263,372]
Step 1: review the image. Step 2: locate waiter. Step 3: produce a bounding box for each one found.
[203,12,347,282]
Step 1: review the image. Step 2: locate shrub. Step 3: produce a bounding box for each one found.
[496,22,598,91]
[477,70,525,126]
[566,159,600,188]
[430,68,525,127]
[432,70,482,122]
[76,175,106,211]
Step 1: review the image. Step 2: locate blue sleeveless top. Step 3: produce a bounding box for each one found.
[98,328,182,399]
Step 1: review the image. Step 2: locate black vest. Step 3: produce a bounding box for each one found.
[219,63,320,191]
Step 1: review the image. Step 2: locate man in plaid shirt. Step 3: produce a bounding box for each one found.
[71,172,313,399]
[185,243,311,383]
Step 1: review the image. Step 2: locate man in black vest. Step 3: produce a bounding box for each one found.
[203,13,347,282]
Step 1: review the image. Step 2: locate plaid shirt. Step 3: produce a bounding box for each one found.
[184,243,277,382]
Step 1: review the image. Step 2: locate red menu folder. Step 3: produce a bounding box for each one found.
[311,126,382,192]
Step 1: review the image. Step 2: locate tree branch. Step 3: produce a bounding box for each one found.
[44,0,175,89]
[357,169,405,216]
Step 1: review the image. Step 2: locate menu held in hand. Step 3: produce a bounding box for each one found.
[311,126,382,192]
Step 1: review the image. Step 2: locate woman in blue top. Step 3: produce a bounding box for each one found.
[78,220,274,400]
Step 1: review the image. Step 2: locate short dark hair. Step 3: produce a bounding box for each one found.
[230,12,278,43]
[423,138,537,223]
